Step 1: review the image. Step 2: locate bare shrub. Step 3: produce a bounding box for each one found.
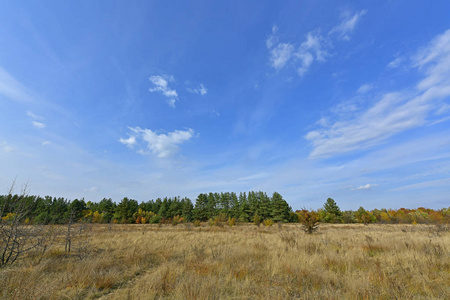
[0,180,49,268]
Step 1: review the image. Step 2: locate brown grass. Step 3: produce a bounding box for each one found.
[0,223,449,299]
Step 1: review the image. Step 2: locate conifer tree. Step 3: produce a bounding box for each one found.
[271,192,291,223]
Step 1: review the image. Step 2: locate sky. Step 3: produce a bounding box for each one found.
[1,1,450,210]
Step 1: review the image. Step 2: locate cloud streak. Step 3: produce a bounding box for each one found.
[329,10,367,40]
[352,184,378,190]
[187,83,208,95]
[306,29,450,158]
[0,66,34,103]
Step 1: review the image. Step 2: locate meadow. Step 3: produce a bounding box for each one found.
[1,223,449,299]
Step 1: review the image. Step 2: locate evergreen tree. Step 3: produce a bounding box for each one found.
[322,198,343,223]
[153,198,162,215]
[238,192,251,222]
[206,193,218,219]
[181,198,194,221]
[68,198,86,221]
[229,192,240,219]
[248,191,259,217]
[194,193,208,221]
[115,197,138,223]
[219,192,231,217]
[98,198,115,222]
[158,198,169,219]
[258,191,271,220]
[271,192,291,223]
[167,197,182,218]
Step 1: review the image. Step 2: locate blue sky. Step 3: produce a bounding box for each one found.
[1,1,450,210]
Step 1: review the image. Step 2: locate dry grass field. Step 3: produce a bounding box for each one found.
[1,223,449,299]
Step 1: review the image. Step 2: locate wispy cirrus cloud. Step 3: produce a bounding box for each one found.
[237,172,270,181]
[149,75,178,107]
[357,84,373,94]
[388,57,403,69]
[120,127,194,158]
[187,83,208,95]
[267,10,365,77]
[351,183,378,190]
[329,10,367,40]
[32,121,46,129]
[26,111,44,121]
[27,111,46,129]
[306,29,450,158]
[0,66,34,103]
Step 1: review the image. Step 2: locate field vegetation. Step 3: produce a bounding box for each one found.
[0,223,449,299]
[1,185,449,298]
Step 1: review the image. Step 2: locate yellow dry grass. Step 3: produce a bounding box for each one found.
[0,223,449,299]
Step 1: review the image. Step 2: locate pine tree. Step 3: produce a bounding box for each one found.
[229,192,240,219]
[194,193,208,221]
[271,192,291,223]
[322,198,343,223]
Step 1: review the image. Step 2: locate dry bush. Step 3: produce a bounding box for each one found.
[297,209,320,234]
[263,219,274,227]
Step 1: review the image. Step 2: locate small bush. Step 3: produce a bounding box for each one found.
[172,215,184,226]
[263,219,274,227]
[193,220,201,227]
[297,209,320,234]
[228,217,236,227]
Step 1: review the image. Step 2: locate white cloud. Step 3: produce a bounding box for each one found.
[390,178,450,192]
[28,111,46,129]
[32,121,46,129]
[120,127,194,158]
[296,31,327,76]
[329,10,367,41]
[119,135,137,147]
[270,43,295,69]
[296,52,314,76]
[266,25,278,49]
[0,66,34,103]
[357,84,373,94]
[414,29,450,91]
[388,57,403,69]
[26,111,44,121]
[187,83,208,95]
[266,10,366,77]
[267,27,327,76]
[266,26,295,70]
[42,141,51,146]
[85,186,98,193]
[149,75,178,107]
[237,172,270,181]
[306,29,450,158]
[352,183,378,190]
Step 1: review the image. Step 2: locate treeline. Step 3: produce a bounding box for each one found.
[299,198,450,225]
[1,193,449,225]
[0,191,293,224]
